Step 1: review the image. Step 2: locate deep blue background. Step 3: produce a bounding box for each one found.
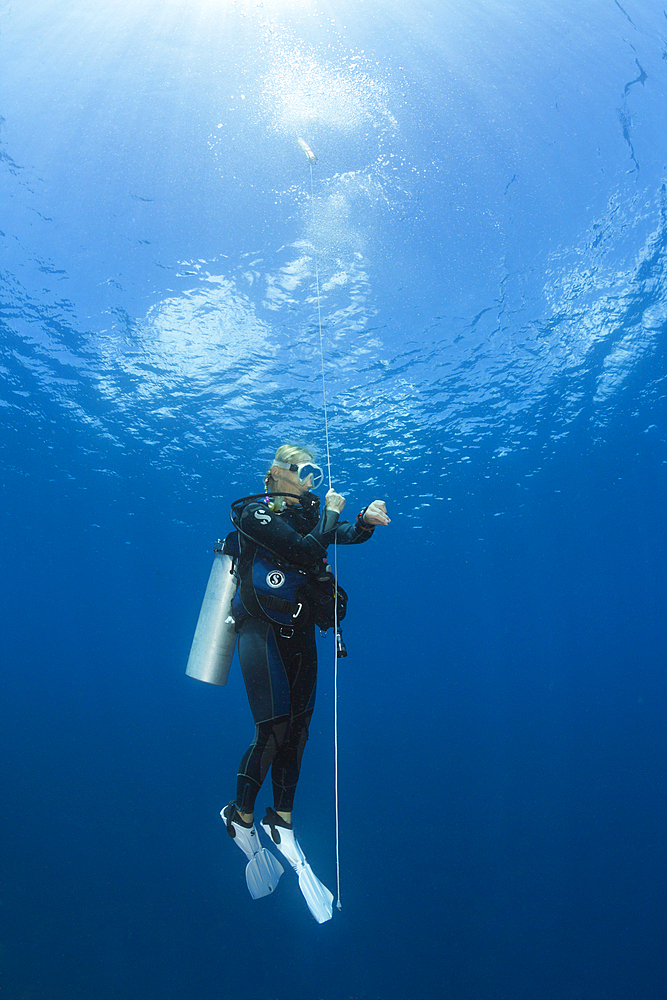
[2,2,667,999]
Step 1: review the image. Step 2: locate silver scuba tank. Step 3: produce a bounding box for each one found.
[186,543,239,686]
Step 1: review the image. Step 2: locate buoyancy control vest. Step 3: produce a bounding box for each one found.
[226,494,347,631]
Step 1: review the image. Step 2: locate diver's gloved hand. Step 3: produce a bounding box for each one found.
[362,500,390,526]
[325,488,345,513]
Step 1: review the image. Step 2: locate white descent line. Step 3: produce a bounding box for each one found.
[307,155,342,911]
[333,535,342,910]
[308,160,332,492]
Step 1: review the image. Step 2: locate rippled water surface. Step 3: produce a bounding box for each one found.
[4,0,666,508]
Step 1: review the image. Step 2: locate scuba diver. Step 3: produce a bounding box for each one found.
[220,444,390,922]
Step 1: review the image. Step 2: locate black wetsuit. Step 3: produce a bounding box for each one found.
[229,495,374,815]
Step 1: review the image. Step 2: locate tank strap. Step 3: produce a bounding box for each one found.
[260,593,295,615]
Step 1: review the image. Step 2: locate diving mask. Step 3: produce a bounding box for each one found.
[273,459,324,489]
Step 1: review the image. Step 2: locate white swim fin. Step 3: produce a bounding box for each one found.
[244,847,284,900]
[261,808,334,923]
[221,803,284,900]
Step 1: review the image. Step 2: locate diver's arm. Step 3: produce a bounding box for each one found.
[327,493,391,545]
[239,502,333,568]
[333,514,375,545]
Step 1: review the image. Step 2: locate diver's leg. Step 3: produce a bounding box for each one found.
[236,715,290,820]
[259,628,332,921]
[234,619,291,820]
[270,626,318,818]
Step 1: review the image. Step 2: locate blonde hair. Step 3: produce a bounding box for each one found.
[264,444,315,494]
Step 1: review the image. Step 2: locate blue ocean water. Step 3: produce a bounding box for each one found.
[2,1,666,998]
